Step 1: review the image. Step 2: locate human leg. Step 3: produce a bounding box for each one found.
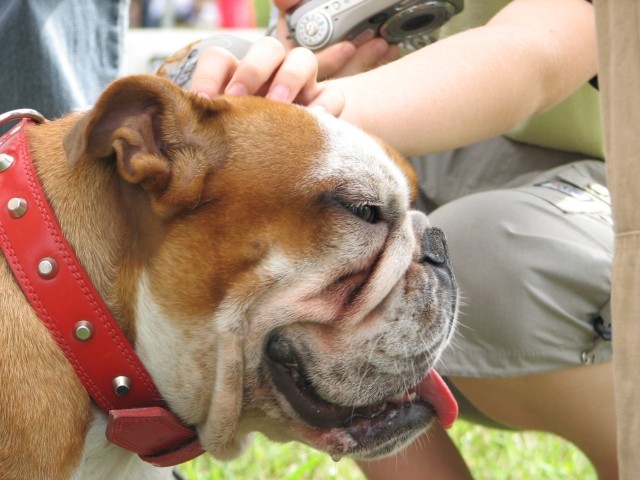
[450,362,617,479]
[357,423,473,480]
[433,160,613,377]
[430,160,615,476]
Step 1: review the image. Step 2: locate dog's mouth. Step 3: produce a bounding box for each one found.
[265,334,458,458]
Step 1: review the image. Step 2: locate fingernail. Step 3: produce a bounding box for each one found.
[386,45,400,61]
[268,84,291,103]
[340,42,357,57]
[225,83,248,96]
[371,38,388,56]
[195,91,212,100]
[307,104,328,115]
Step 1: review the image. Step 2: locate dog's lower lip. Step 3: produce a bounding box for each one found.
[264,334,458,458]
[340,401,435,456]
[267,358,382,429]
[265,338,433,431]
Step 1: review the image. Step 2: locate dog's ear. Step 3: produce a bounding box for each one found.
[63,74,230,216]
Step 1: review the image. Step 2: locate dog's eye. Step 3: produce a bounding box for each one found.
[347,204,380,223]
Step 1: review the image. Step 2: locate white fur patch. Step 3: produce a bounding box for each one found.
[305,111,417,317]
[134,272,216,424]
[71,409,173,480]
[309,110,411,209]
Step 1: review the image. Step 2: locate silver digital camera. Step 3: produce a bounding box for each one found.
[286,0,463,51]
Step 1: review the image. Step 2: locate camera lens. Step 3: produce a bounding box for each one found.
[400,13,434,31]
[380,2,457,43]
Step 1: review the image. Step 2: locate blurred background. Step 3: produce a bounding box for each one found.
[129,0,271,29]
[125,0,271,74]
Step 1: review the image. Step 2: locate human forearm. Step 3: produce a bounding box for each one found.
[320,0,596,156]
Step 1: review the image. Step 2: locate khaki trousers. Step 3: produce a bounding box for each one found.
[594,2,640,477]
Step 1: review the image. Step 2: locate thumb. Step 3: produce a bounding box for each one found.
[307,88,345,118]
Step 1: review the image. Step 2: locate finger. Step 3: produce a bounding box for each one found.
[267,47,319,103]
[307,87,345,118]
[224,37,286,96]
[274,10,298,51]
[331,38,395,78]
[189,47,239,99]
[380,44,401,66]
[315,42,358,80]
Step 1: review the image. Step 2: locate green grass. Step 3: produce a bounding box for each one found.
[179,420,596,479]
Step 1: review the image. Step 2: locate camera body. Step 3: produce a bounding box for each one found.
[286,0,463,51]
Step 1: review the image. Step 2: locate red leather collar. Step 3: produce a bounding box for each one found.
[0,113,204,467]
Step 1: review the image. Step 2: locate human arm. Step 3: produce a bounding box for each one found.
[189,0,595,157]
[302,0,597,156]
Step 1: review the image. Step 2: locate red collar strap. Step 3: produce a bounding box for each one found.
[0,112,204,467]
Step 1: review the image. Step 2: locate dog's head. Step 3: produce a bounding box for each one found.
[64,75,458,461]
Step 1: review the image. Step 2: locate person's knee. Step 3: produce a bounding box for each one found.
[429,188,610,356]
[430,190,525,268]
[429,191,541,333]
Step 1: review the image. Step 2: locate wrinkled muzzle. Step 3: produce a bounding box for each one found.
[262,211,459,459]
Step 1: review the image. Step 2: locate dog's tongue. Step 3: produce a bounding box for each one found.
[419,370,458,429]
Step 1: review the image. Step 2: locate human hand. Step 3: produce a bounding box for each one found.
[189,36,345,115]
[271,0,399,79]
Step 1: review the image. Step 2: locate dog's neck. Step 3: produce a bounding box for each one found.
[1,115,204,466]
[27,114,153,340]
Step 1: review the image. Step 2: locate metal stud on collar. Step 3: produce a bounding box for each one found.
[7,197,27,218]
[0,153,14,172]
[112,376,132,396]
[74,320,95,341]
[37,257,59,278]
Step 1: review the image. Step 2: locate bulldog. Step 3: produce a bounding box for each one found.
[0,74,458,480]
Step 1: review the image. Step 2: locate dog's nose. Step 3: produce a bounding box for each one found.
[420,227,448,266]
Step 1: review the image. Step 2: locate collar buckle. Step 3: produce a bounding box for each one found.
[107,407,203,467]
[0,109,45,127]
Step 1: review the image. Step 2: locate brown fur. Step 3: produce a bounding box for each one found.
[0,75,329,478]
